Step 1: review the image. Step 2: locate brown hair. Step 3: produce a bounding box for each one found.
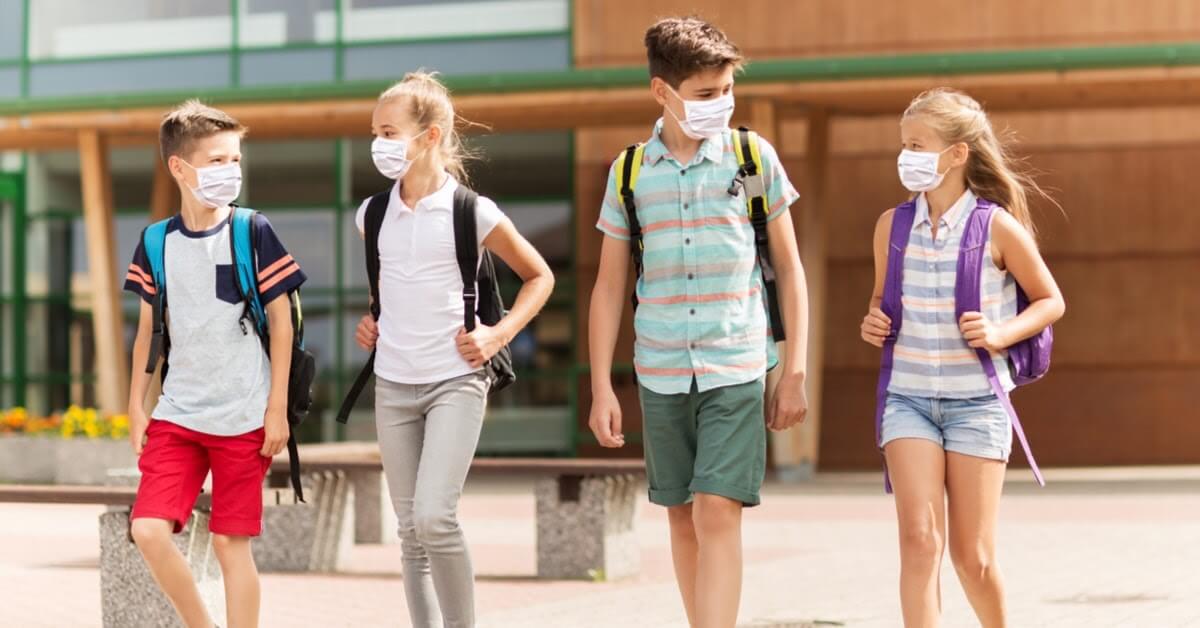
[644,17,743,88]
[159,99,246,164]
[903,88,1055,237]
[378,71,480,182]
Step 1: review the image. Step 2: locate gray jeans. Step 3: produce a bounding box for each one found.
[375,371,488,628]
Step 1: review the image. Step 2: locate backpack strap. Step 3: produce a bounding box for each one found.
[229,207,266,338]
[731,127,785,341]
[875,200,917,493]
[336,190,391,425]
[615,143,647,308]
[453,185,481,332]
[142,218,171,375]
[955,199,1045,487]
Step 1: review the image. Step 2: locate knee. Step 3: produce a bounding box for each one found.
[130,518,172,551]
[211,534,249,558]
[412,509,457,547]
[898,524,943,568]
[691,494,741,540]
[666,504,695,537]
[950,541,997,583]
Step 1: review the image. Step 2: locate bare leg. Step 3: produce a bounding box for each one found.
[692,493,744,628]
[212,534,260,628]
[885,439,948,628]
[666,503,699,625]
[946,452,1007,628]
[130,518,214,628]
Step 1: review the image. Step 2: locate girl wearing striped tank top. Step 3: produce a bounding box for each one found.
[861,88,1065,628]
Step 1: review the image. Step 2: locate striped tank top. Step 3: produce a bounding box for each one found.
[888,189,1018,399]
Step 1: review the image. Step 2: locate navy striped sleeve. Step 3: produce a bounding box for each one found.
[122,239,157,304]
[253,213,307,305]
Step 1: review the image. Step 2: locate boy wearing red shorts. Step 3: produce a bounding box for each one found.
[123,101,305,628]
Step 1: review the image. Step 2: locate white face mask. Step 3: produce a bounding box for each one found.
[665,85,735,140]
[182,160,242,208]
[896,146,955,193]
[371,131,428,180]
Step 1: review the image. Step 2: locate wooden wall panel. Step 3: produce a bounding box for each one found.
[575,0,1200,67]
[819,368,1200,470]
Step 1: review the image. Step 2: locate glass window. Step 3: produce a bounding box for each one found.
[0,67,19,101]
[29,54,231,99]
[29,0,232,60]
[343,36,568,81]
[0,0,24,60]
[342,0,568,43]
[259,209,338,289]
[243,140,337,207]
[239,0,336,47]
[238,48,336,87]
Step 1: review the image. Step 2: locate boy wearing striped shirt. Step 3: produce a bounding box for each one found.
[587,17,810,627]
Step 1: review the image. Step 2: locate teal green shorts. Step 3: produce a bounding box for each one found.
[638,377,766,507]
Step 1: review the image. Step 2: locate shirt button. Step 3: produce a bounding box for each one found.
[683,203,690,210]
[685,238,691,245]
[689,308,696,315]
[679,169,686,176]
[687,273,695,280]
[690,342,697,350]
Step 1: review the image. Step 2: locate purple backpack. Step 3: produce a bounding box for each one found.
[875,197,1052,491]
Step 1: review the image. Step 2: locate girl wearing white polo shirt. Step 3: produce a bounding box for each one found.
[353,72,554,628]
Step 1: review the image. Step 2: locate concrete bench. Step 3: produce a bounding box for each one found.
[272,443,647,580]
[0,485,223,628]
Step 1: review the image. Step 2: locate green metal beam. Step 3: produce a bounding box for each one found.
[5,41,1200,116]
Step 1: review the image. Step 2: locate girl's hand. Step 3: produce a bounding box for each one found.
[355,314,379,351]
[959,311,1008,354]
[861,307,892,347]
[456,325,505,368]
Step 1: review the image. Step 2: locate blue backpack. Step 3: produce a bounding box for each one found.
[141,207,314,501]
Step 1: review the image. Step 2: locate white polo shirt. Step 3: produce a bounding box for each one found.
[355,175,506,385]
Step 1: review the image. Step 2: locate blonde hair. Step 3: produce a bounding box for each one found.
[902,87,1054,237]
[378,71,479,182]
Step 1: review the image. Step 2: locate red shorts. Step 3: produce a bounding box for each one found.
[132,419,271,537]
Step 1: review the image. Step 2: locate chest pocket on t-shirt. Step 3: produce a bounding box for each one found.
[215,264,242,305]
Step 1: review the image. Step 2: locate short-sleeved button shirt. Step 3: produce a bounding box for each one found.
[596,120,800,395]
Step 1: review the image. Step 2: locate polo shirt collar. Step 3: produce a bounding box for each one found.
[644,118,726,167]
[391,172,457,214]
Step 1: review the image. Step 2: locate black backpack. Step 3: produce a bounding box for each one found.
[336,185,515,424]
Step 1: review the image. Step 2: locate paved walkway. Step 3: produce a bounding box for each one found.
[3,468,1198,627]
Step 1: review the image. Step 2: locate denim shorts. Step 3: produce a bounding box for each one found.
[880,392,1013,461]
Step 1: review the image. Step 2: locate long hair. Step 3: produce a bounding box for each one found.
[903,87,1056,237]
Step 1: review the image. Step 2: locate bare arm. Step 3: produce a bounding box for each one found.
[587,235,629,447]
[127,300,155,453]
[456,219,555,368]
[766,210,809,380]
[261,295,292,457]
[484,220,555,341]
[861,210,895,347]
[966,211,1065,348]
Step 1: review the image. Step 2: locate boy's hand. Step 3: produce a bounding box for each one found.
[129,409,150,455]
[260,405,289,458]
[588,387,625,448]
[861,307,892,347]
[455,325,505,369]
[767,372,808,432]
[959,311,1007,354]
[355,314,379,351]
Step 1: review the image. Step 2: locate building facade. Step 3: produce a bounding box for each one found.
[2,0,1198,467]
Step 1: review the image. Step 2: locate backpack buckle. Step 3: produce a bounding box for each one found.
[727,169,746,196]
[741,173,766,200]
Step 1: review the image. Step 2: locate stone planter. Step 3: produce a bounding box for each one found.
[0,436,135,484]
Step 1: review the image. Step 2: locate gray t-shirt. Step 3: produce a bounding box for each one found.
[124,213,306,436]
